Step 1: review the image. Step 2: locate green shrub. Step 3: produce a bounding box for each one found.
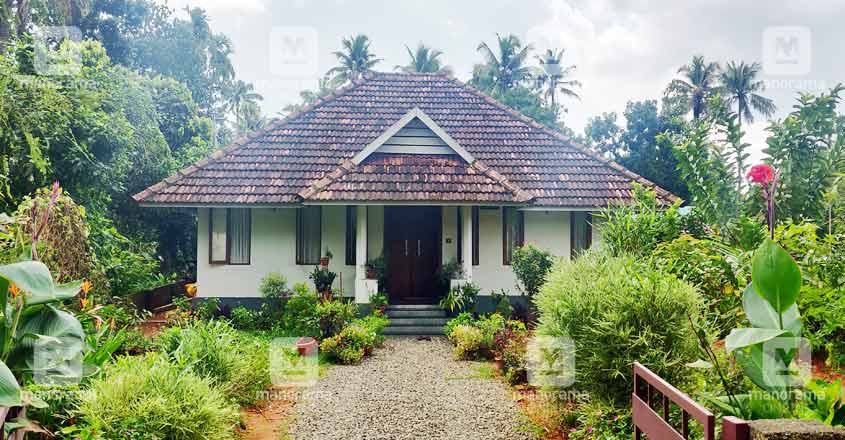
[512,244,555,297]
[535,251,703,406]
[475,313,506,348]
[259,272,291,300]
[319,314,389,364]
[491,289,514,318]
[449,325,484,360]
[316,299,357,338]
[354,314,390,346]
[597,184,682,257]
[228,305,258,331]
[283,285,320,337]
[439,282,480,314]
[77,354,239,440]
[501,331,528,385]
[156,320,269,406]
[654,234,746,336]
[444,312,474,338]
[320,324,367,364]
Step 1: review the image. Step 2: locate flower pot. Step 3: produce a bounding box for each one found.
[366,267,378,279]
[296,337,317,356]
[493,357,504,371]
[319,256,330,267]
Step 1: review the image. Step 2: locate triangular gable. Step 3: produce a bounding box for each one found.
[351,107,474,165]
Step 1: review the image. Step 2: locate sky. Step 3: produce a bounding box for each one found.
[173,0,844,162]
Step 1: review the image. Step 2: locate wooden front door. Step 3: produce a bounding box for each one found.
[384,206,441,303]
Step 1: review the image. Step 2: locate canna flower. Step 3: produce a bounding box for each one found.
[747,163,779,239]
[746,164,774,184]
[8,283,20,298]
[80,297,89,309]
[185,283,198,298]
[81,280,92,295]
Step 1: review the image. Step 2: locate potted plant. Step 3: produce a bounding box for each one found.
[365,256,383,280]
[369,292,388,314]
[309,266,337,301]
[492,329,511,371]
[296,336,317,355]
[320,248,333,267]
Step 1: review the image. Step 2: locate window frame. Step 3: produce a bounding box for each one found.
[570,211,593,259]
[296,206,322,265]
[502,207,524,266]
[208,208,251,265]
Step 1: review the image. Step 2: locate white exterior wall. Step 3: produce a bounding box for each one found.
[196,206,365,299]
[196,205,599,299]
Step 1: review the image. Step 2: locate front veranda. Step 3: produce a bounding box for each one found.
[195,203,590,306]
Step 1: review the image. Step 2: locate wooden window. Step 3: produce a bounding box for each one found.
[346,206,356,265]
[570,212,593,259]
[502,207,524,265]
[208,208,251,265]
[456,207,463,263]
[296,206,322,265]
[472,207,479,266]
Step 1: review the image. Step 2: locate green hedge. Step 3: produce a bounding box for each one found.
[535,251,703,406]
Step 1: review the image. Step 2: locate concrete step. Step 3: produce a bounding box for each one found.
[383,325,445,336]
[387,317,448,327]
[385,304,443,311]
[386,309,447,319]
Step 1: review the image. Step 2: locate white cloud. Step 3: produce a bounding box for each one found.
[170,0,266,14]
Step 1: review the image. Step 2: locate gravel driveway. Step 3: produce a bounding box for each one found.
[287,336,534,440]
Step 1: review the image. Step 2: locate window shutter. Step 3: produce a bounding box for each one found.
[502,207,523,265]
[297,207,322,265]
[570,212,592,259]
[472,207,479,266]
[346,206,356,266]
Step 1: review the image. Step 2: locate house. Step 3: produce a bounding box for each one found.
[134,72,675,308]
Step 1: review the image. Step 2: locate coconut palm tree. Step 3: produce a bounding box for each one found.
[667,55,721,119]
[720,60,776,126]
[395,43,450,74]
[224,80,263,131]
[476,33,533,91]
[225,80,262,115]
[326,34,381,84]
[535,48,581,109]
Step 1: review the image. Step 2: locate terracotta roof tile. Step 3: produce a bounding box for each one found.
[134,72,677,207]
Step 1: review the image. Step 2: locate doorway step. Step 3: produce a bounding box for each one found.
[383,304,447,335]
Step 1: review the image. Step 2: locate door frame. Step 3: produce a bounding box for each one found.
[383,206,442,304]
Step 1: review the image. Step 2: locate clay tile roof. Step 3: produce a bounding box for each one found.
[133,72,677,207]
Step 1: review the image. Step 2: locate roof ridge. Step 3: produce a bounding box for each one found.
[132,76,373,203]
[297,159,357,201]
[442,74,679,204]
[471,160,534,203]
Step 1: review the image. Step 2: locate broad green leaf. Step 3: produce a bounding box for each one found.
[8,306,87,377]
[735,344,790,394]
[0,360,21,407]
[751,239,802,313]
[0,261,80,306]
[725,328,786,353]
[742,285,802,335]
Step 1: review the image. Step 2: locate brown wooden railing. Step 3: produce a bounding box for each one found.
[633,362,750,440]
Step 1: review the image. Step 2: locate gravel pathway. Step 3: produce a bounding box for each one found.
[287,336,535,440]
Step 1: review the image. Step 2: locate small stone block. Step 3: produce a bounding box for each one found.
[749,419,845,440]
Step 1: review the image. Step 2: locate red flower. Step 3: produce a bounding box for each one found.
[747,164,774,185]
